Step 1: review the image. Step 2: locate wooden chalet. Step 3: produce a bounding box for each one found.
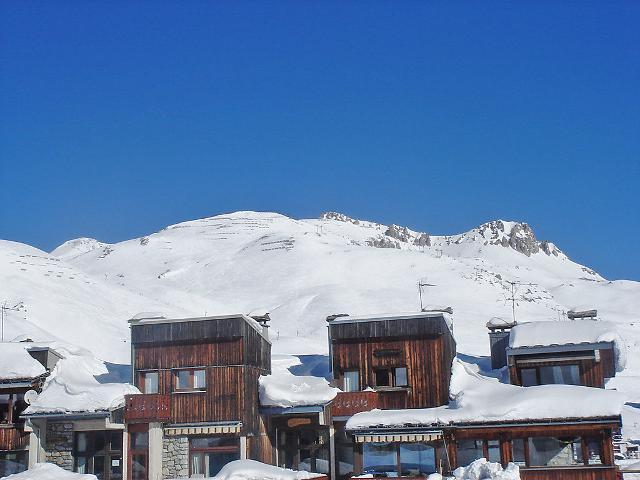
[125,314,274,480]
[0,344,59,477]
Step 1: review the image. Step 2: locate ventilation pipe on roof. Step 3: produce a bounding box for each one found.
[250,313,271,339]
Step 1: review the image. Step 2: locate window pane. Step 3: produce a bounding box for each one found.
[205,451,240,477]
[375,370,390,387]
[94,432,105,452]
[191,452,204,476]
[344,371,359,392]
[190,436,239,449]
[131,432,149,449]
[457,440,484,467]
[0,452,28,476]
[521,368,538,386]
[400,443,436,476]
[528,437,583,466]
[76,457,87,474]
[194,369,206,389]
[395,368,408,387]
[540,365,580,385]
[131,455,147,480]
[109,431,123,452]
[363,443,397,476]
[144,372,159,394]
[177,370,190,389]
[110,456,122,476]
[94,456,105,480]
[511,439,526,466]
[76,432,88,453]
[487,440,500,463]
[586,438,602,465]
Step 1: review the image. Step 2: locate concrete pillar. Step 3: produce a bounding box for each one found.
[240,436,247,460]
[329,425,336,480]
[122,425,129,480]
[148,423,163,480]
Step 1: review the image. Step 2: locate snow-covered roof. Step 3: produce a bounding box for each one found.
[346,358,625,430]
[508,320,627,370]
[328,311,449,325]
[23,341,139,415]
[259,355,339,408]
[0,342,47,381]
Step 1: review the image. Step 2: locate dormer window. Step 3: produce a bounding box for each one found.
[174,368,207,392]
[374,367,408,389]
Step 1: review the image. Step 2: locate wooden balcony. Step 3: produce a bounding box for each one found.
[0,424,29,450]
[332,391,379,417]
[124,394,171,423]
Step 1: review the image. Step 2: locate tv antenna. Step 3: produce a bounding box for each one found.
[1,301,22,342]
[503,280,536,323]
[417,281,436,311]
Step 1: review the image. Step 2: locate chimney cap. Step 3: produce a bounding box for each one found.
[326,313,349,323]
[486,316,517,331]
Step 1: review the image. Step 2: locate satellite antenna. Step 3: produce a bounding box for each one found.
[417,281,436,311]
[24,390,38,405]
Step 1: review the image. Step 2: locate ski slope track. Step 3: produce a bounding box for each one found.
[2,211,639,439]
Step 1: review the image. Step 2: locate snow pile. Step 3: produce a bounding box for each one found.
[347,358,626,429]
[259,356,339,408]
[0,343,47,380]
[24,342,139,414]
[509,320,627,370]
[453,459,519,480]
[180,459,324,480]
[2,463,98,480]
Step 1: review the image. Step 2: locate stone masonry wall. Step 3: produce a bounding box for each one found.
[45,422,74,470]
[162,435,189,478]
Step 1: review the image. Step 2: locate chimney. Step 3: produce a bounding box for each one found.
[486,317,516,369]
[250,313,271,339]
[27,346,63,371]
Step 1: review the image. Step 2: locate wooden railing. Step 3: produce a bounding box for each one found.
[332,391,379,417]
[0,424,29,450]
[124,394,171,423]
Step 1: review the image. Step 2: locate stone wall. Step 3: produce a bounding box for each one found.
[45,422,74,470]
[162,435,188,478]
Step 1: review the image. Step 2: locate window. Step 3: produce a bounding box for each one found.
[395,367,408,387]
[343,370,359,392]
[73,431,123,480]
[528,437,584,467]
[189,437,240,477]
[519,364,581,387]
[457,440,485,467]
[363,442,439,477]
[373,367,409,389]
[511,439,526,466]
[487,440,500,463]
[142,372,159,394]
[586,438,603,465]
[174,369,207,391]
[521,368,538,386]
[0,451,28,477]
[129,427,148,480]
[539,365,580,385]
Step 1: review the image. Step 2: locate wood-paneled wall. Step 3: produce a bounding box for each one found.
[332,334,455,408]
[135,339,243,369]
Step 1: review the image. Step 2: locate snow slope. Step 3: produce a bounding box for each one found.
[1,210,639,437]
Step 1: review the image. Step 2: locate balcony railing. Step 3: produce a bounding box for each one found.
[332,391,379,417]
[124,394,171,423]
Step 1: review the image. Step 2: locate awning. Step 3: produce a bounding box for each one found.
[354,432,442,443]
[165,424,241,436]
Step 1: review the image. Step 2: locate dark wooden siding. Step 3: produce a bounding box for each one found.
[600,348,616,378]
[329,315,451,341]
[519,468,616,480]
[131,317,246,344]
[332,334,455,408]
[0,425,29,450]
[135,339,243,369]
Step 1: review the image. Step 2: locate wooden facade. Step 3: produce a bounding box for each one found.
[0,424,30,451]
[328,313,456,410]
[129,315,271,436]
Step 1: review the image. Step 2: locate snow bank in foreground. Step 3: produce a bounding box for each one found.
[3,463,97,480]
[347,358,626,429]
[24,342,139,414]
[453,459,520,479]
[509,320,627,370]
[0,343,47,380]
[259,355,339,408]
[169,459,323,480]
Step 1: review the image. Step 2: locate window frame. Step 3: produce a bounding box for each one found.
[188,436,241,477]
[140,371,159,394]
[518,363,582,386]
[73,430,123,480]
[173,368,207,392]
[362,441,441,477]
[343,370,360,392]
[373,366,410,389]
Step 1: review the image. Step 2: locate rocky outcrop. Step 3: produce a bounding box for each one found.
[320,212,360,225]
[366,236,401,249]
[508,223,540,257]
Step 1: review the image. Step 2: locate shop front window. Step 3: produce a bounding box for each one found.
[73,431,123,480]
[189,436,240,477]
[457,439,485,467]
[528,437,584,467]
[363,443,397,476]
[0,451,28,477]
[363,442,439,477]
[399,443,436,476]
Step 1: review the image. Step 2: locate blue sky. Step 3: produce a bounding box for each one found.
[1,1,638,280]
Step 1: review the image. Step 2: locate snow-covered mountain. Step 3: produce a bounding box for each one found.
[2,210,639,437]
